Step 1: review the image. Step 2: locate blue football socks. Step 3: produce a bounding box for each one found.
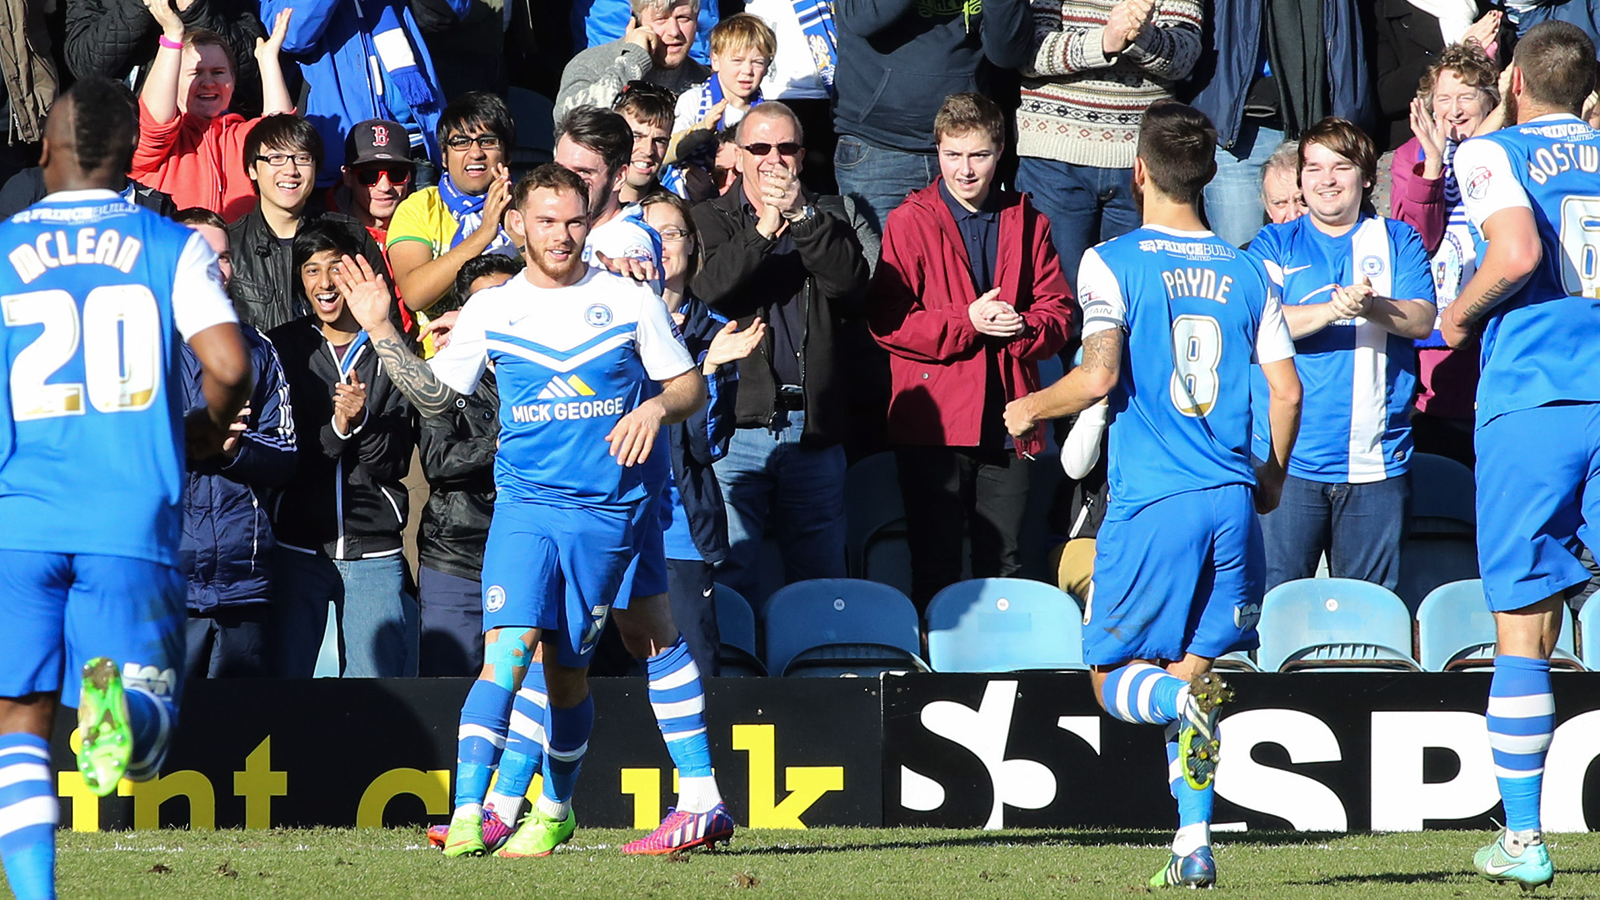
[1487,655,1554,834]
[0,734,57,900]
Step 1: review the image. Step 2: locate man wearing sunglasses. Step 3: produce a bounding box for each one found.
[327,119,418,324]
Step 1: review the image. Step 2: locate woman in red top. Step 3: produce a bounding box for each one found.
[130,0,294,222]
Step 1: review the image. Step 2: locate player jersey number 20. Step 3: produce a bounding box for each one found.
[3,285,162,420]
[1169,314,1222,418]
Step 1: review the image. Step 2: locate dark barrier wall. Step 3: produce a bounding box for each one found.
[48,674,1600,832]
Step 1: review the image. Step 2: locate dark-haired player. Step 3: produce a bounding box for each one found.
[1005,102,1302,889]
[1442,21,1600,890]
[0,78,250,900]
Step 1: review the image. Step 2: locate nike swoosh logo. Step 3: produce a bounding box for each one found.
[1284,265,1313,276]
[1484,859,1521,876]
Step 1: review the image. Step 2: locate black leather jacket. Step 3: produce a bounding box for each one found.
[226,207,387,333]
[417,371,497,581]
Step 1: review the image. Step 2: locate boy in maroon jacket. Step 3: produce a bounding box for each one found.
[869,91,1074,609]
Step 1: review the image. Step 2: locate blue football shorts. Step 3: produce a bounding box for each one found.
[1475,402,1600,612]
[480,501,636,667]
[0,550,186,706]
[1085,484,1264,667]
[614,477,671,610]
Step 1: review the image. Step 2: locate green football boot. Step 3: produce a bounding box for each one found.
[1474,829,1555,893]
[497,807,576,858]
[442,807,486,858]
[76,657,132,797]
[1177,671,1233,791]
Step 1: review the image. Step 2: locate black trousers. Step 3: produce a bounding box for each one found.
[895,445,1030,609]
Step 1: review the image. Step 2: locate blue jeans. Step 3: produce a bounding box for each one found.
[1203,122,1286,249]
[270,549,417,677]
[1260,473,1412,593]
[713,409,847,603]
[1014,157,1141,287]
[833,135,938,234]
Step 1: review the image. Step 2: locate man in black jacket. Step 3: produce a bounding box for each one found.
[228,115,390,333]
[415,254,522,676]
[690,102,870,607]
[267,222,417,678]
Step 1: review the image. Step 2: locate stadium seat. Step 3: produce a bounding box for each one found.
[1417,580,1581,672]
[763,579,926,677]
[714,584,766,676]
[1256,578,1421,672]
[924,578,1086,672]
[844,452,905,578]
[861,532,916,599]
[1577,596,1600,670]
[1395,536,1479,616]
[1408,452,1476,537]
[506,88,555,176]
[1211,650,1260,672]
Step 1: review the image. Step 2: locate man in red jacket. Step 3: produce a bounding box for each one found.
[869,92,1074,609]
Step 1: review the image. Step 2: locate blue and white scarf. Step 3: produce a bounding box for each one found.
[368,2,443,163]
[439,174,513,254]
[792,0,837,92]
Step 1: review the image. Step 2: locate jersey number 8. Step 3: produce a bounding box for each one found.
[1559,196,1600,298]
[1169,314,1222,418]
[3,286,162,421]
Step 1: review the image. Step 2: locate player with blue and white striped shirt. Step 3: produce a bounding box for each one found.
[1439,22,1600,890]
[1247,118,1437,594]
[0,79,251,900]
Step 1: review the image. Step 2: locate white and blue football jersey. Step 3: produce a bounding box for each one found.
[1080,226,1294,517]
[1249,214,1435,483]
[428,265,694,511]
[1456,113,1600,422]
[583,203,663,267]
[0,189,237,566]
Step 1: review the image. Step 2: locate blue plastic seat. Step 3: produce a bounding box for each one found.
[1582,596,1600,670]
[1417,580,1581,672]
[763,579,925,677]
[1257,578,1421,672]
[844,452,905,578]
[1408,452,1476,537]
[713,584,765,676]
[1396,536,1479,616]
[925,578,1085,672]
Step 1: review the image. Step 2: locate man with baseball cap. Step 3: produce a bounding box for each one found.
[330,119,417,252]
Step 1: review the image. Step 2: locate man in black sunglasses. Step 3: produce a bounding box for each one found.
[331,119,417,262]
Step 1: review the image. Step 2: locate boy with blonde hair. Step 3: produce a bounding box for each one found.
[671,14,776,161]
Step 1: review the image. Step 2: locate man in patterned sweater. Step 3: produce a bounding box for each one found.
[1016,0,1202,284]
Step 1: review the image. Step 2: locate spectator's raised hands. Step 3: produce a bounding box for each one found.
[221,407,252,459]
[143,0,184,40]
[333,371,369,435]
[1104,0,1155,55]
[255,7,292,64]
[703,317,766,372]
[1410,97,1446,178]
[1463,10,1501,59]
[331,253,396,335]
[969,287,1024,338]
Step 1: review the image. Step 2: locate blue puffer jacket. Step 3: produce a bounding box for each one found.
[180,325,298,612]
[261,0,456,186]
[665,295,737,565]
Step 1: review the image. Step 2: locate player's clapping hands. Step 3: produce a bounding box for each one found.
[969,287,1024,338]
[331,254,395,334]
[703,317,766,374]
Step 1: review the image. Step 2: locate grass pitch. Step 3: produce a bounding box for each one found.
[57,827,1600,899]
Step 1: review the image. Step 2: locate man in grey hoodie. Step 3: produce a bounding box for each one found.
[556,0,712,121]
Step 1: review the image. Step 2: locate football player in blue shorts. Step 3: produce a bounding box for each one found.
[1440,22,1600,891]
[0,79,250,900]
[1006,103,1302,889]
[340,163,706,859]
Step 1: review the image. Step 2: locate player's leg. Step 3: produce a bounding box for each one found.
[0,551,70,900]
[484,639,547,836]
[441,626,534,857]
[66,556,187,788]
[1469,405,1596,888]
[615,592,735,854]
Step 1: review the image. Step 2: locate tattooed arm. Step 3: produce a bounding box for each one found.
[1004,327,1123,437]
[1441,206,1542,348]
[333,254,463,418]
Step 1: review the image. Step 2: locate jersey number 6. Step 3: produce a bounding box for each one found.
[3,285,162,421]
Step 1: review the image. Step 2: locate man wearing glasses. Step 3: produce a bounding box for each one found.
[388,92,520,316]
[226,115,390,332]
[691,102,871,607]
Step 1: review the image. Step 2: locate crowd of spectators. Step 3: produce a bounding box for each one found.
[0,0,1562,676]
